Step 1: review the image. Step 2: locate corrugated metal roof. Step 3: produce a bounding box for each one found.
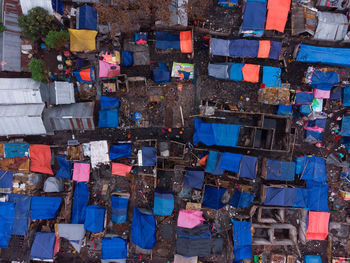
[2,0,21,33]
[169,0,188,27]
[0,103,45,116]
[0,116,46,136]
[53,81,75,105]
[20,0,53,15]
[0,31,21,72]
[0,78,42,104]
[314,12,348,41]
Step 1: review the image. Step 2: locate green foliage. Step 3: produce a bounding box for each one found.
[29,58,48,82]
[18,7,57,42]
[0,23,6,33]
[45,30,69,49]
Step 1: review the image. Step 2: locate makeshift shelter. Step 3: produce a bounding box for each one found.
[240,0,267,37]
[262,66,282,87]
[177,209,205,229]
[84,205,106,233]
[29,144,53,175]
[4,143,29,158]
[48,82,75,105]
[43,177,64,192]
[229,189,254,208]
[220,152,242,173]
[309,70,339,90]
[264,159,295,181]
[141,147,157,166]
[296,44,350,67]
[155,31,193,53]
[112,163,132,176]
[57,224,85,252]
[306,181,329,212]
[30,196,62,220]
[232,221,252,261]
[306,211,330,240]
[208,63,260,83]
[110,143,131,160]
[239,155,258,179]
[176,224,211,257]
[153,188,174,216]
[8,194,31,236]
[111,194,129,223]
[193,118,241,147]
[0,202,15,248]
[56,156,72,179]
[297,156,327,183]
[74,67,94,83]
[123,38,150,66]
[202,185,226,209]
[265,0,290,32]
[314,12,348,41]
[30,232,56,260]
[99,60,120,78]
[98,96,119,128]
[90,140,110,168]
[77,4,97,30]
[153,62,170,83]
[184,168,204,189]
[122,51,133,66]
[72,182,89,224]
[131,207,156,250]
[172,62,194,79]
[263,187,296,206]
[295,91,313,104]
[102,237,127,260]
[73,162,90,182]
[0,170,12,193]
[343,87,350,107]
[210,39,282,59]
[205,151,224,175]
[342,116,350,136]
[69,29,97,52]
[304,255,322,263]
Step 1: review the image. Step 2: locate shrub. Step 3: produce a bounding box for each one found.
[45,30,69,49]
[29,58,48,82]
[18,7,58,42]
[0,23,6,33]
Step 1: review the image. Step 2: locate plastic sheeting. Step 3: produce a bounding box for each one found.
[295,91,314,104]
[30,232,56,260]
[264,187,296,206]
[29,144,53,175]
[156,32,180,50]
[299,156,327,183]
[112,163,132,176]
[73,162,90,182]
[84,205,105,233]
[205,151,224,175]
[180,31,193,53]
[0,170,12,192]
[99,97,119,128]
[232,221,252,261]
[306,181,329,212]
[153,188,174,216]
[306,211,330,240]
[153,62,170,82]
[266,159,295,181]
[296,44,350,67]
[110,143,131,160]
[72,182,89,224]
[0,202,15,248]
[184,168,204,189]
[30,196,62,220]
[343,87,350,106]
[193,118,241,147]
[202,185,226,209]
[56,156,72,179]
[99,60,120,78]
[8,194,31,235]
[4,143,29,158]
[102,237,127,260]
[112,195,129,223]
[69,29,97,52]
[240,0,267,37]
[265,0,290,32]
[177,209,205,229]
[220,152,242,173]
[229,189,254,208]
[342,116,350,136]
[57,224,85,252]
[310,70,339,90]
[131,207,156,249]
[43,177,64,192]
[208,63,260,83]
[74,67,94,83]
[239,155,257,179]
[304,255,322,263]
[262,66,281,87]
[78,4,97,30]
[141,147,157,166]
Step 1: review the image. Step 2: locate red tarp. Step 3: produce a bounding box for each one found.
[306,211,330,240]
[180,31,193,54]
[112,163,132,177]
[257,40,271,58]
[242,64,260,83]
[29,145,53,175]
[265,0,291,33]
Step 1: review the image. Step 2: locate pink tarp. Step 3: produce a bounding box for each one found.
[313,88,331,99]
[111,163,132,177]
[72,163,90,182]
[99,60,120,78]
[177,209,205,229]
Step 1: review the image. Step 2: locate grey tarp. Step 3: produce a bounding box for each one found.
[43,177,64,192]
[176,225,211,257]
[210,38,230,57]
[314,12,348,41]
[208,63,229,80]
[57,224,85,252]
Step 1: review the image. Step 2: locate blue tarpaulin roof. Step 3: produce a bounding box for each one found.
[193,118,241,147]
[262,66,281,87]
[30,232,56,260]
[342,116,350,136]
[78,4,97,30]
[8,194,31,235]
[84,206,106,233]
[306,181,329,212]
[131,207,156,249]
[295,92,314,104]
[4,143,29,158]
[202,185,226,209]
[30,196,62,220]
[0,170,12,191]
[264,187,296,206]
[155,32,180,50]
[220,152,242,173]
[153,189,174,216]
[56,156,72,179]
[72,182,89,224]
[229,39,259,58]
[239,155,257,179]
[99,96,119,128]
[240,0,266,37]
[277,105,292,116]
[110,143,131,160]
[296,44,350,67]
[141,147,157,166]
[184,168,205,189]
[343,87,350,107]
[205,151,224,175]
[102,237,127,260]
[300,156,327,183]
[265,159,295,181]
[310,70,338,90]
[0,202,15,248]
[111,195,129,224]
[230,189,254,208]
[153,62,170,83]
[52,0,64,14]
[304,255,322,263]
[232,221,252,261]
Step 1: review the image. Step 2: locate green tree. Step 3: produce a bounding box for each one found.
[18,7,58,42]
[0,23,6,33]
[29,58,48,82]
[45,30,69,49]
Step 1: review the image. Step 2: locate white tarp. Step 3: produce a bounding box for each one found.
[90,140,110,168]
[20,0,53,15]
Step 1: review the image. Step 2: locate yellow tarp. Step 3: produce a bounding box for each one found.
[69,29,97,52]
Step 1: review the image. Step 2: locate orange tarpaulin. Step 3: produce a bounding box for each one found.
[242,64,260,83]
[80,68,93,81]
[112,163,132,177]
[180,31,193,54]
[265,0,291,33]
[29,145,53,175]
[258,41,271,58]
[199,155,208,166]
[306,211,330,240]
